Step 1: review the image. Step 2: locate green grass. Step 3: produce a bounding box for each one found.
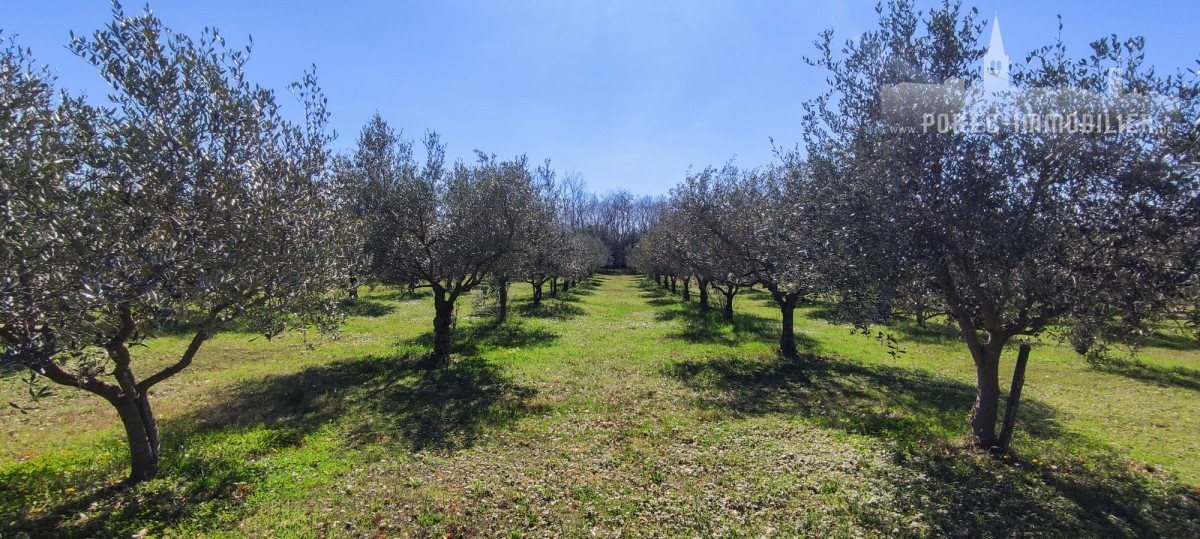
[2,274,1199,537]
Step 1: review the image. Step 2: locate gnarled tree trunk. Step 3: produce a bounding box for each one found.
[532,281,544,307]
[113,393,160,483]
[718,287,737,322]
[497,278,509,322]
[769,288,801,356]
[431,288,455,367]
[956,317,1010,449]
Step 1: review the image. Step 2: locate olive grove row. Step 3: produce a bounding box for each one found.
[629,2,1200,450]
[0,5,617,483]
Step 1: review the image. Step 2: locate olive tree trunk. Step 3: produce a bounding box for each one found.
[113,392,160,483]
[769,289,801,356]
[431,289,456,368]
[957,321,1011,449]
[998,344,1031,451]
[532,281,544,307]
[497,278,509,322]
[720,289,736,321]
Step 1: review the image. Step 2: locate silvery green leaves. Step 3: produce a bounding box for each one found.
[1,6,350,482]
[801,0,1200,448]
[63,5,349,341]
[346,114,542,365]
[1,35,103,376]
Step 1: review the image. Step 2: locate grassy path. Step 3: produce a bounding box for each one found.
[2,273,1199,537]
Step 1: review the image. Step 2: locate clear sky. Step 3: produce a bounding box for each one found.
[3,1,1197,195]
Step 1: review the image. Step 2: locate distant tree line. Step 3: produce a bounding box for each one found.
[556,179,663,268]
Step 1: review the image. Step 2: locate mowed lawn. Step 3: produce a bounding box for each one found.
[2,273,1199,537]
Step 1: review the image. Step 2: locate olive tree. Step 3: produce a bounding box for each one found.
[564,233,612,284]
[352,116,538,366]
[519,160,567,308]
[717,163,826,356]
[804,1,1200,449]
[1,8,349,484]
[669,165,759,322]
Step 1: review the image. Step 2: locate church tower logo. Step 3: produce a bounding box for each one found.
[982,16,1010,95]
[875,14,1175,135]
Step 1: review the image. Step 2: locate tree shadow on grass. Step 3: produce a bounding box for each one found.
[741,287,773,303]
[802,303,964,344]
[636,277,672,298]
[665,354,1200,537]
[1,353,545,538]
[656,301,809,349]
[515,299,585,321]
[885,319,963,344]
[668,355,1064,445]
[558,276,601,302]
[194,353,544,452]
[404,318,560,358]
[636,280,702,310]
[643,297,678,308]
[803,303,851,325]
[635,276,811,348]
[1088,356,1200,392]
[339,297,397,318]
[635,279,676,307]
[1144,330,1200,352]
[374,288,433,302]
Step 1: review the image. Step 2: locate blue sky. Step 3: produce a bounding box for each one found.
[3,1,1197,195]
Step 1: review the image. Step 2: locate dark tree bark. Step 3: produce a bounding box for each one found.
[431,288,456,367]
[971,347,1003,448]
[698,279,710,311]
[954,313,1011,449]
[532,281,544,307]
[114,393,159,483]
[713,284,739,322]
[497,278,509,323]
[915,305,928,327]
[669,277,677,293]
[998,344,1031,451]
[681,277,690,301]
[550,278,558,298]
[768,287,802,356]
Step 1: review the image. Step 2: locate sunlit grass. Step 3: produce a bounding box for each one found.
[2,273,1198,537]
